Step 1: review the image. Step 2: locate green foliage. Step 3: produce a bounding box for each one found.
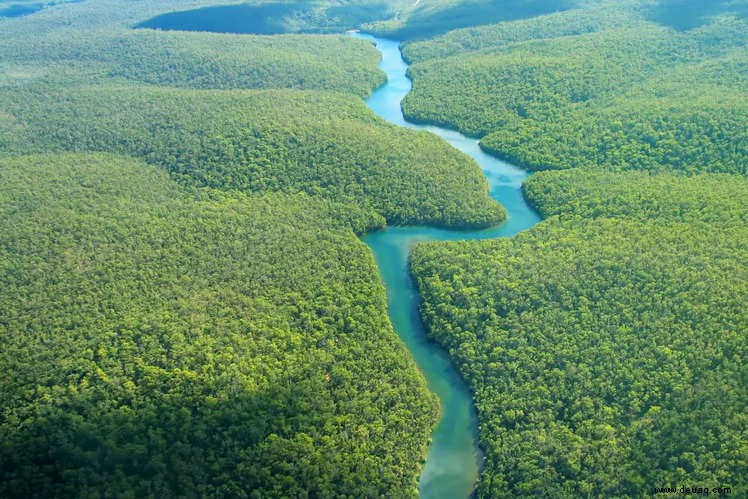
[105,32,383,95]
[0,0,411,98]
[0,153,437,497]
[401,2,641,63]
[0,29,385,97]
[412,171,748,496]
[480,77,748,175]
[400,5,748,174]
[0,2,507,494]
[405,4,748,492]
[524,169,748,226]
[5,1,745,496]
[0,85,503,228]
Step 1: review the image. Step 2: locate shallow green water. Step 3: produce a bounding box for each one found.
[351,34,541,498]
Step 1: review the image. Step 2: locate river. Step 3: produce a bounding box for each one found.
[350,34,541,498]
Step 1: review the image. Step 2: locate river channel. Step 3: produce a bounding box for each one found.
[351,33,542,498]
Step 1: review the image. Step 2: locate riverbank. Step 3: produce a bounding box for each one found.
[352,33,541,498]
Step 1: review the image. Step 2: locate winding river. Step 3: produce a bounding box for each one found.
[351,34,541,498]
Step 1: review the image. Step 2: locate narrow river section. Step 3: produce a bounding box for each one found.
[351,34,541,498]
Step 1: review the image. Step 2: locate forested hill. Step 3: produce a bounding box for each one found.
[412,170,748,496]
[0,0,505,496]
[404,1,747,496]
[399,0,748,174]
[0,85,503,228]
[0,153,438,496]
[0,31,386,98]
[524,169,748,226]
[0,0,503,229]
[2,0,746,496]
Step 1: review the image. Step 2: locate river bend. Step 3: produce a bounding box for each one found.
[352,34,541,498]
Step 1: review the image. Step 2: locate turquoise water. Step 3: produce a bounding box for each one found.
[351,34,541,498]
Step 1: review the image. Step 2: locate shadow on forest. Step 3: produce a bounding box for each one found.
[136,2,308,34]
[647,0,748,31]
[0,0,83,18]
[387,0,575,40]
[0,3,44,18]
[135,1,389,35]
[0,371,331,496]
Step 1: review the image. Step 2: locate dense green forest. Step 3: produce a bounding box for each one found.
[0,1,410,97]
[0,85,502,228]
[400,0,748,60]
[406,1,748,495]
[412,171,747,496]
[0,0,503,229]
[400,0,748,173]
[524,168,748,225]
[0,30,386,97]
[2,0,747,496]
[0,0,503,496]
[400,2,640,62]
[0,153,438,497]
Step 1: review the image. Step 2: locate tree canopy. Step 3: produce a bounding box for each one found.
[400,1,747,174]
[412,170,748,496]
[0,1,504,495]
[0,85,502,228]
[0,153,438,497]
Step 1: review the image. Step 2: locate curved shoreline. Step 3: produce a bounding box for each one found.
[352,33,542,497]
[395,110,558,173]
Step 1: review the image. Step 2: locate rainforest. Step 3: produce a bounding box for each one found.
[0,0,745,497]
